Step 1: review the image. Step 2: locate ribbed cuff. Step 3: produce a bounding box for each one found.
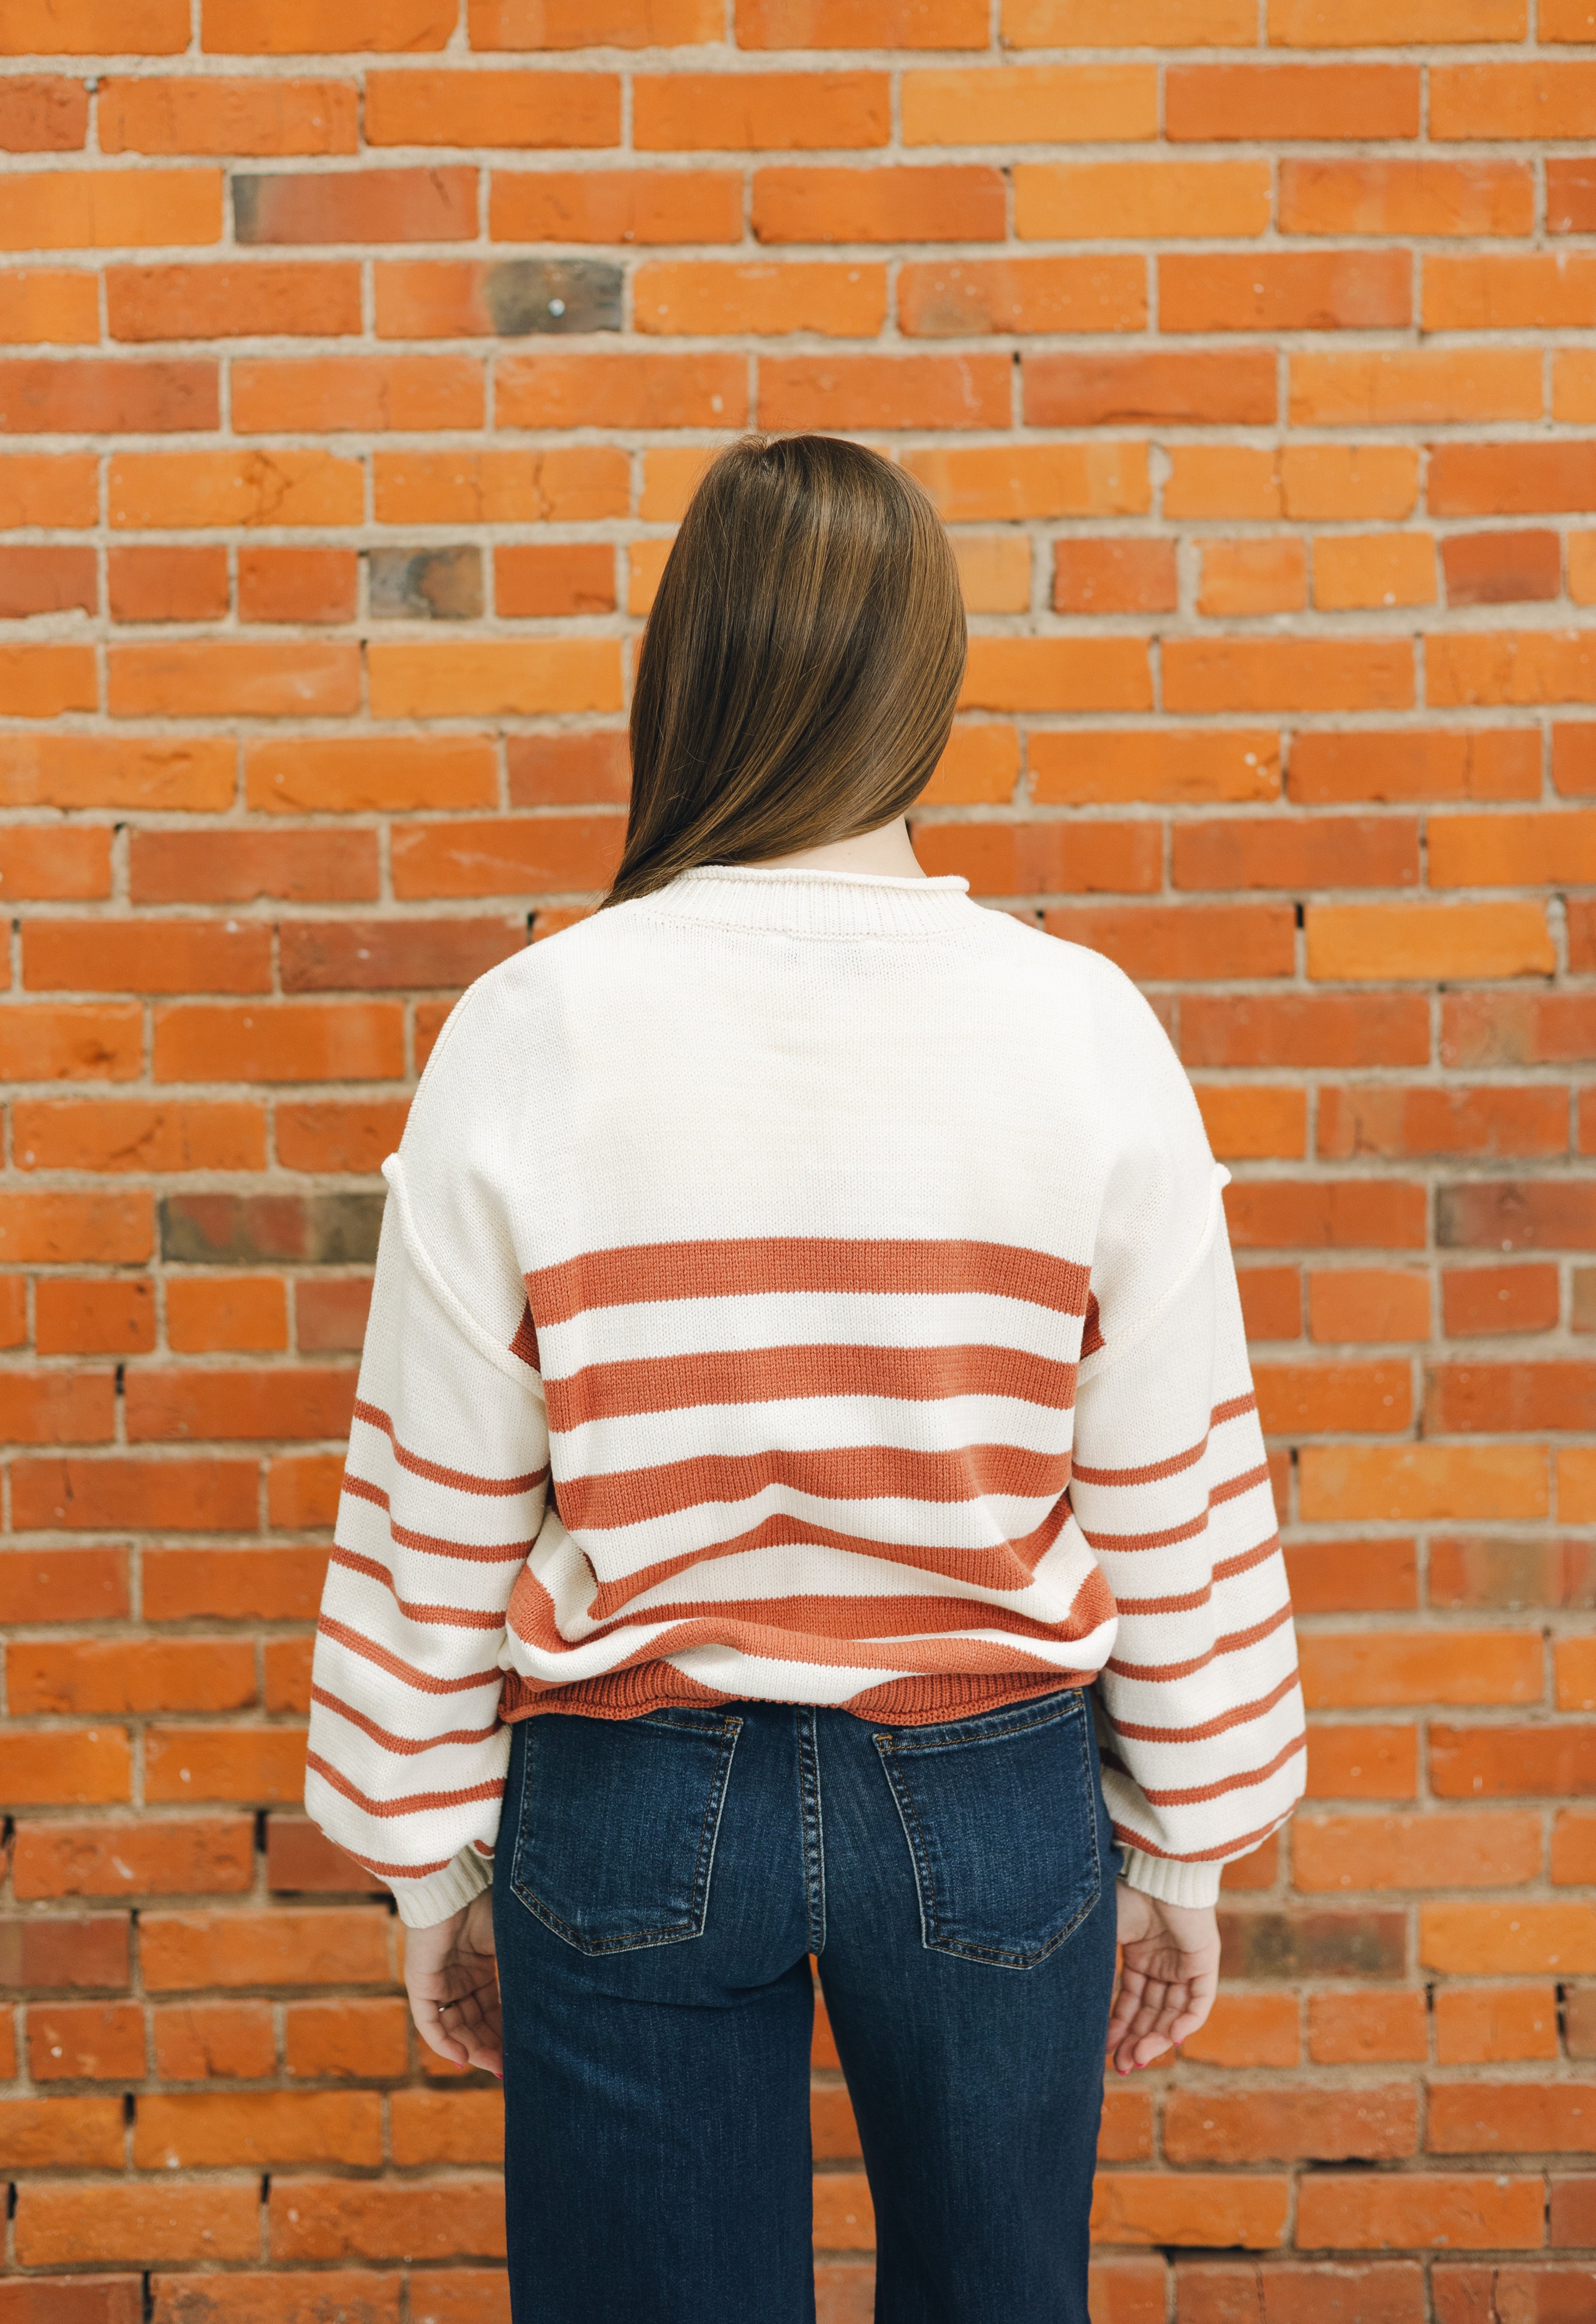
[1118,1848,1223,1910]
[391,1846,494,1929]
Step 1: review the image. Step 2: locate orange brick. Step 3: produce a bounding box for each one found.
[468,0,723,40]
[110,449,362,530]
[1164,446,1283,520]
[0,1728,132,1806]
[167,1277,287,1354]
[0,267,99,345]
[153,2001,276,2080]
[374,446,625,527]
[35,1280,155,1357]
[0,450,98,527]
[235,167,476,245]
[1292,349,1541,429]
[1429,444,1596,519]
[903,63,1155,144]
[1179,1991,1300,2068]
[1,734,234,812]
[1431,809,1596,888]
[1294,1806,1538,1891]
[1163,246,1414,334]
[1425,253,1596,333]
[1319,1084,1565,1161]
[899,256,1144,337]
[12,1816,251,1899]
[495,351,747,432]
[760,354,1010,433]
[1199,540,1307,618]
[1306,903,1553,982]
[1289,728,1538,805]
[204,0,455,45]
[1041,904,1294,982]
[1003,0,1258,38]
[1314,532,1436,612]
[108,260,361,341]
[0,169,222,251]
[1255,1360,1411,1434]
[753,166,1004,246]
[1423,1903,1596,1977]
[237,545,356,625]
[1014,162,1270,240]
[390,815,624,901]
[367,640,620,719]
[636,261,887,339]
[1194,1086,1306,1159]
[13,1099,265,1174]
[905,442,1148,521]
[100,76,358,154]
[0,1003,142,1083]
[1052,540,1176,617]
[735,0,986,46]
[1164,638,1413,714]
[1298,1444,1549,1524]
[1028,348,1274,428]
[231,354,484,434]
[15,2183,259,2269]
[492,168,741,245]
[1165,64,1420,141]
[366,68,617,146]
[247,737,494,815]
[1282,444,1419,522]
[913,820,1159,896]
[1308,1269,1430,1344]
[1308,1990,1428,2064]
[1433,1986,1559,2065]
[960,637,1151,713]
[1279,160,1533,238]
[1295,2172,1542,2254]
[635,70,889,150]
[1090,2173,1288,2251]
[1444,1264,1561,1338]
[0,544,95,618]
[1431,60,1596,139]
[920,723,1020,804]
[1163,2084,1416,2164]
[1555,354,1596,427]
[0,78,89,151]
[0,644,97,718]
[108,641,359,720]
[28,2001,146,2081]
[153,1002,402,1084]
[285,1996,410,2078]
[1269,0,1527,42]
[24,918,270,996]
[1305,1725,1419,1800]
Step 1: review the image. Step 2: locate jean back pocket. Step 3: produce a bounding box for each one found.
[874,1689,1102,1970]
[509,1707,742,1956]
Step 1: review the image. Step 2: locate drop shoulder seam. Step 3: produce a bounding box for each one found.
[1077,1163,1231,1393]
[381,1152,546,1400]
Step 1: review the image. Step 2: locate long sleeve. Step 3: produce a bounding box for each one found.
[1071,1165,1306,1908]
[304,1146,550,1929]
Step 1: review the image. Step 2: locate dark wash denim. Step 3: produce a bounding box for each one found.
[493,1687,1120,2324]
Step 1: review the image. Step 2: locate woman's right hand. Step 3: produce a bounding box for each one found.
[1108,1884,1221,2075]
[401,1887,503,2079]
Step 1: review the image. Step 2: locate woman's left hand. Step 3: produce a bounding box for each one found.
[1107,1884,1220,2075]
[401,1887,503,2078]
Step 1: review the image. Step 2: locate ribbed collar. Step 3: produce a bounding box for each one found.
[638,862,976,941]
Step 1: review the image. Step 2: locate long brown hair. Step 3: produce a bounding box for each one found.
[599,433,966,911]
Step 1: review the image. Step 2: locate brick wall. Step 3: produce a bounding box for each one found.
[2,0,1594,2316]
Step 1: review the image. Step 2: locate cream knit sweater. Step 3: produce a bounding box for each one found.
[305,863,1305,1926]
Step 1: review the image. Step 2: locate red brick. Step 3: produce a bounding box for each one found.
[108,546,229,624]
[11,1454,255,1532]
[12,1818,253,1901]
[1431,1726,1596,1798]
[1028,349,1275,428]
[267,2175,507,2260]
[235,168,477,245]
[496,543,615,617]
[1444,1265,1562,1337]
[14,2184,258,2269]
[0,78,89,151]
[1549,160,1596,234]
[1164,2084,1417,2163]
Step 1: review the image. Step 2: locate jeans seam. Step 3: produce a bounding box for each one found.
[796,1706,826,1956]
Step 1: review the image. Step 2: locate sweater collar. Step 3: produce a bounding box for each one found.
[639,862,976,940]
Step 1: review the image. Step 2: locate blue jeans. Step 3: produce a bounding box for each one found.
[493,1689,1120,2324]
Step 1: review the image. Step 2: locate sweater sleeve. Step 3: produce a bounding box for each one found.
[1068,984,1306,1910]
[303,1146,550,1929]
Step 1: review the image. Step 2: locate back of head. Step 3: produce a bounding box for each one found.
[601,433,967,910]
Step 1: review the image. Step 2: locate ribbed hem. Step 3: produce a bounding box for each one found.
[504,1662,1092,1729]
[391,1845,494,1929]
[1118,1847,1223,1910]
[636,862,976,942]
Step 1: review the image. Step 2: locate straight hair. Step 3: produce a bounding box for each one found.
[599,433,966,911]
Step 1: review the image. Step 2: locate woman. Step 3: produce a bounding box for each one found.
[304,433,1306,2323]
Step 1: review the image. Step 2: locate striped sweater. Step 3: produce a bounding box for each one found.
[304,863,1306,1926]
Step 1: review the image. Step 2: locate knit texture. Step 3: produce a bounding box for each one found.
[305,863,1305,1924]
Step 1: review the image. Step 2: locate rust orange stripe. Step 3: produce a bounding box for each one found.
[329,1544,505,1632]
[352,1398,547,1498]
[527,1235,1091,1328]
[558,1439,1072,1531]
[545,1340,1079,1428]
[306,1747,505,1819]
[316,1612,503,1696]
[310,1681,501,1756]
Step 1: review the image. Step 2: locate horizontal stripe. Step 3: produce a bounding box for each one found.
[352,1398,547,1499]
[575,1497,1077,1618]
[1133,1731,1306,1810]
[337,1843,455,1879]
[1109,1528,1281,1611]
[1105,1598,1294,1685]
[528,1236,1091,1329]
[1103,1666,1301,1746]
[307,1747,505,1820]
[1069,1395,1257,1491]
[545,1340,1079,1430]
[1211,1460,1270,1510]
[1078,1455,1272,1555]
[310,1681,501,1757]
[1107,1808,1288,1866]
[1212,1391,1258,1427]
[568,1581,1114,1655]
[559,1440,1072,1532]
[316,1612,503,1697]
[342,1471,533,1565]
[329,1545,506,1632]
[1211,1531,1281,1585]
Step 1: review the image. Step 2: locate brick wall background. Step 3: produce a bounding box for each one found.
[2,0,1595,2317]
